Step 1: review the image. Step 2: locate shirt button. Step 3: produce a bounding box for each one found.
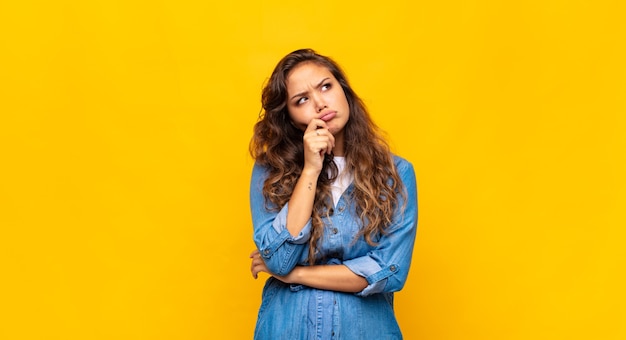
[263,249,270,255]
[332,228,338,234]
[390,265,397,272]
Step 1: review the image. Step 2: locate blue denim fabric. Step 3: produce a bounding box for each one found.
[250,156,418,340]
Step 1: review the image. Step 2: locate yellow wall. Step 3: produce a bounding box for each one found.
[1,0,624,339]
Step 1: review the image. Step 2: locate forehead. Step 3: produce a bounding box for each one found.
[286,62,334,93]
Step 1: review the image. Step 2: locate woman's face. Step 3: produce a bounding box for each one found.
[285,62,350,136]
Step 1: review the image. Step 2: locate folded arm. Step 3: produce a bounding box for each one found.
[251,158,418,296]
[250,248,368,292]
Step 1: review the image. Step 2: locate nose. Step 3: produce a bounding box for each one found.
[312,93,327,113]
[315,101,328,113]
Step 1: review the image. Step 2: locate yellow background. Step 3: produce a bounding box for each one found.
[1,0,624,339]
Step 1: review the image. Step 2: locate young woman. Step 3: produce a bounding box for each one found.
[249,49,418,339]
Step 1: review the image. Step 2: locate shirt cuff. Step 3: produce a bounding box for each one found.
[344,256,400,296]
[272,202,311,245]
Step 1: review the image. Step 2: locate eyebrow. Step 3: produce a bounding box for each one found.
[289,77,331,101]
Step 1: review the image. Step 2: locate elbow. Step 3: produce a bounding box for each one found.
[258,239,305,276]
[357,275,407,297]
[271,266,292,277]
[385,274,409,293]
[264,257,295,277]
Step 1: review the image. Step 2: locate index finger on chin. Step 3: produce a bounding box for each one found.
[305,118,327,133]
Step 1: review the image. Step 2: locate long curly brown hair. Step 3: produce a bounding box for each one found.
[250,49,404,265]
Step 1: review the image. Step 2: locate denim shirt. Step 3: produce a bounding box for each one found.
[250,155,418,340]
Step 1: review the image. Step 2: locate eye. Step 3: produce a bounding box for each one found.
[296,97,308,105]
[321,83,332,91]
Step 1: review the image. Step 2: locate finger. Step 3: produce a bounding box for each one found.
[314,129,334,155]
[328,131,335,148]
[304,136,330,155]
[306,128,335,155]
[251,261,267,279]
[250,249,259,258]
[326,132,335,154]
[251,260,261,279]
[250,255,269,279]
[304,118,327,134]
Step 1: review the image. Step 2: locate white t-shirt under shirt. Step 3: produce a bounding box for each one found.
[330,156,353,207]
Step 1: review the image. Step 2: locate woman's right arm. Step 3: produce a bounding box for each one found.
[284,169,319,236]
[250,163,311,276]
[286,118,334,236]
[251,119,333,276]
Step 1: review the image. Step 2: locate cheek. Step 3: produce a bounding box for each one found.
[333,90,349,109]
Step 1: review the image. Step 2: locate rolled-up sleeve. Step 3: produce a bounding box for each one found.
[343,158,418,296]
[250,163,310,276]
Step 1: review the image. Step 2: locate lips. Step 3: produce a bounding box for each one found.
[320,111,336,122]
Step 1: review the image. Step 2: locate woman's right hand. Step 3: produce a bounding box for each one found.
[302,118,335,174]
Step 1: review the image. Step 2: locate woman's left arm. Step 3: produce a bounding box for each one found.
[250,251,367,292]
[341,158,418,296]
